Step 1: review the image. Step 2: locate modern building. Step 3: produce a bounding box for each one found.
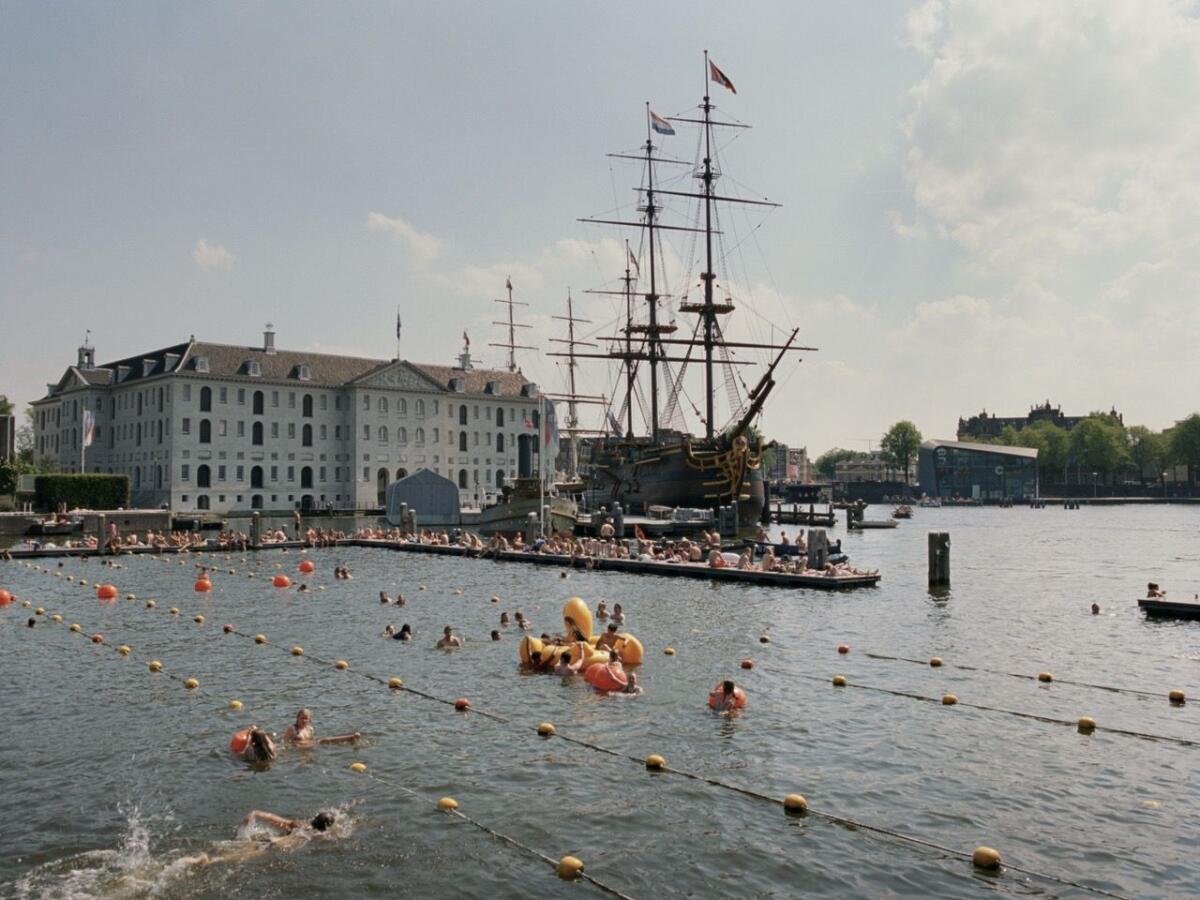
[957,400,1122,441]
[30,329,544,513]
[918,439,1039,501]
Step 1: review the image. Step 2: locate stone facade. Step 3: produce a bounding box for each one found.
[30,332,542,513]
[957,400,1123,440]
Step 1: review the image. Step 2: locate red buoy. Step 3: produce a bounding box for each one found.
[298,560,315,574]
[454,698,471,711]
[194,579,212,593]
[96,584,119,601]
[0,589,12,607]
[741,658,754,670]
[837,644,850,654]
[223,623,234,633]
[272,574,291,588]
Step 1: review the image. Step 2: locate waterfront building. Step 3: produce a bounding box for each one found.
[918,439,1039,501]
[30,329,543,513]
[834,450,914,485]
[957,400,1122,441]
[765,442,789,482]
[786,446,813,482]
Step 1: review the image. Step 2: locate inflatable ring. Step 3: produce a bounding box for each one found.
[708,683,747,710]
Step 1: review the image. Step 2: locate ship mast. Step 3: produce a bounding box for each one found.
[489,277,534,372]
[546,291,605,479]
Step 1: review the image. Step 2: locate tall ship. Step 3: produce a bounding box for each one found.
[554,54,814,533]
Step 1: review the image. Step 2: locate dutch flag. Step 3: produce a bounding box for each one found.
[650,110,675,136]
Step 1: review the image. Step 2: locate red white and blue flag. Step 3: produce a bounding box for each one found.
[709,60,736,94]
[650,110,675,136]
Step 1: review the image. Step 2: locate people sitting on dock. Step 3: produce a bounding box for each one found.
[437,625,462,649]
[1147,582,1166,598]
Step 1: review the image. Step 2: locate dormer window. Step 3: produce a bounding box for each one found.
[194,356,209,373]
[297,364,311,381]
[245,360,262,377]
[449,377,465,392]
[485,380,500,395]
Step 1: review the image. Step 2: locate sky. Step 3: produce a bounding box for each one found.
[4,0,1200,456]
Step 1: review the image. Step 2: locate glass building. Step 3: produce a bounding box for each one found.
[918,440,1039,501]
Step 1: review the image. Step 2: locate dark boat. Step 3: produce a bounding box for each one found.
[558,54,814,536]
[1137,598,1200,620]
[29,517,82,536]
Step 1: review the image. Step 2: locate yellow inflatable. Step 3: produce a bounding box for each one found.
[520,599,643,668]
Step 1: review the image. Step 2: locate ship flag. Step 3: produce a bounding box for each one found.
[709,60,737,94]
[463,330,470,348]
[82,409,95,447]
[650,110,675,135]
[628,248,640,276]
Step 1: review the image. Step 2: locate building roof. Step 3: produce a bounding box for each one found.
[922,439,1038,459]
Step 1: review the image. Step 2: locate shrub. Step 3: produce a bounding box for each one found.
[34,474,131,511]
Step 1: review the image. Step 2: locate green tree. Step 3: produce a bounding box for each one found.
[0,395,12,416]
[815,448,862,479]
[880,421,923,482]
[1020,421,1069,475]
[1068,415,1129,481]
[1127,426,1165,483]
[1168,414,1200,484]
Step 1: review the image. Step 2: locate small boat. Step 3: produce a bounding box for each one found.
[1137,598,1200,620]
[478,477,578,535]
[892,505,913,519]
[918,498,942,508]
[29,517,82,536]
[849,519,898,530]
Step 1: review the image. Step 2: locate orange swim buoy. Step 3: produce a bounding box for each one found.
[272,574,291,588]
[96,584,118,601]
[230,728,252,755]
[0,589,12,607]
[298,560,315,574]
[584,662,628,692]
[194,579,212,593]
[708,683,747,710]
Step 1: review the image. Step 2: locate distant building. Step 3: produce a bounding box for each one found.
[957,400,1122,440]
[765,443,789,482]
[30,329,543,513]
[834,450,914,484]
[918,439,1039,501]
[786,446,813,482]
[0,414,14,462]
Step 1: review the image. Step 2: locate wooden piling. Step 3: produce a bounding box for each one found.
[808,528,828,569]
[928,532,950,586]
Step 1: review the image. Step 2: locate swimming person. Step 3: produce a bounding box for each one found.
[379,591,391,604]
[595,600,609,620]
[596,622,620,651]
[437,625,462,649]
[395,623,412,641]
[240,809,336,836]
[240,727,277,763]
[283,709,360,747]
[175,810,340,870]
[610,603,625,625]
[491,630,501,641]
[382,624,396,638]
[1091,603,1101,615]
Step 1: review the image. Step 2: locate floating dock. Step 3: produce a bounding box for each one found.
[1137,598,1200,620]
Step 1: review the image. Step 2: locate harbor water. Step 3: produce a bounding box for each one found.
[1,505,1198,898]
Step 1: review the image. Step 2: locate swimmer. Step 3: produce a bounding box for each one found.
[240,727,277,763]
[500,611,510,626]
[515,611,530,630]
[379,591,391,604]
[596,622,620,651]
[393,593,405,607]
[382,624,396,638]
[562,615,587,643]
[491,630,501,641]
[1091,603,1100,615]
[553,651,583,676]
[621,672,642,695]
[395,623,412,641]
[711,679,740,712]
[437,625,462,649]
[610,603,625,625]
[26,617,36,628]
[595,600,609,620]
[177,810,340,869]
[284,709,360,748]
[297,583,308,593]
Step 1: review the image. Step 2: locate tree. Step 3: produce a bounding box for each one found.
[880,421,923,483]
[0,395,12,416]
[815,448,863,479]
[1127,426,1165,483]
[1068,415,1128,481]
[1168,414,1200,484]
[1020,421,1069,476]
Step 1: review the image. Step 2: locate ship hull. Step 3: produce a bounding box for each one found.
[583,437,765,534]
[478,496,578,536]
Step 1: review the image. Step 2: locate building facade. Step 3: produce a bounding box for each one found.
[31,330,543,513]
[834,450,914,484]
[918,439,1039,500]
[957,400,1122,440]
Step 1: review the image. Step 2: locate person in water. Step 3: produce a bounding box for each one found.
[382,624,396,638]
[379,591,391,604]
[437,625,462,649]
[553,649,583,675]
[1147,582,1166,598]
[241,727,277,763]
[610,603,625,625]
[491,630,501,641]
[595,600,609,620]
[712,680,741,712]
[1091,603,1101,615]
[395,623,412,641]
[283,709,360,748]
[596,622,620,651]
[176,811,339,870]
[242,809,336,835]
[500,611,510,626]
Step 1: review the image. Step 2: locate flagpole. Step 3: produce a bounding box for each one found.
[538,394,545,537]
[395,306,401,361]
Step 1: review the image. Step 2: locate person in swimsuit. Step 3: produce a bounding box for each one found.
[395,623,412,641]
[240,727,277,763]
[596,622,620,651]
[595,601,609,620]
[436,625,462,649]
[610,603,625,625]
[283,709,359,747]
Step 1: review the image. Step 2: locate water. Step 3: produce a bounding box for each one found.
[1,506,1198,899]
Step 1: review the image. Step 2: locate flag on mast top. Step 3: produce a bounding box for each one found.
[650,110,675,135]
[506,276,512,291]
[628,247,640,276]
[709,59,737,94]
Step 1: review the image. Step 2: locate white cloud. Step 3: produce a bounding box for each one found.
[192,238,235,272]
[365,212,442,261]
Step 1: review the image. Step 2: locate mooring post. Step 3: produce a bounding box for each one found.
[808,528,828,569]
[250,512,261,548]
[96,513,107,554]
[928,531,950,586]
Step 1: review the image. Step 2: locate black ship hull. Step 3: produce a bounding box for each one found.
[582,435,765,534]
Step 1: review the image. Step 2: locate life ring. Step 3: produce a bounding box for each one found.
[230,728,252,755]
[584,662,628,692]
[708,684,746,710]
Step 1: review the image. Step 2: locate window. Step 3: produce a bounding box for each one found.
[238,388,245,405]
[182,384,191,402]
[415,428,425,445]
[198,420,212,443]
[217,465,226,481]
[301,466,313,488]
[271,391,279,408]
[433,427,439,442]
[251,466,264,488]
[496,469,505,488]
[253,391,264,415]
[363,425,370,440]
[362,394,370,410]
[218,420,227,437]
[200,387,212,411]
[287,466,295,482]
[182,418,192,436]
[458,469,468,489]
[319,466,326,482]
[302,424,313,446]
[236,465,244,481]
[379,397,388,413]
[219,387,227,404]
[379,426,388,443]
[298,364,311,381]
[237,421,245,437]
[288,423,296,439]
[319,424,327,440]
[473,405,479,420]
[271,466,278,481]
[459,406,468,425]
[398,398,407,416]
[398,427,407,444]
[497,408,505,427]
[497,433,505,452]
[415,399,425,418]
[271,422,279,439]
[320,395,327,410]
[459,432,468,452]
[181,464,190,481]
[362,466,370,481]
[302,395,313,417]
[473,431,479,446]
[252,422,264,445]
[247,360,261,377]
[335,425,342,440]
[287,392,296,408]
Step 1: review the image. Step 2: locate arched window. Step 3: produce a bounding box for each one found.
[415,428,425,444]
[379,425,388,443]
[458,469,468,489]
[301,466,313,489]
[379,397,388,413]
[252,422,264,445]
[397,398,407,416]
[415,399,425,417]
[199,419,212,443]
[496,407,505,427]
[302,423,313,446]
[196,495,210,510]
[396,467,408,481]
[156,465,163,488]
[496,469,505,488]
[377,468,389,506]
[459,432,467,452]
[398,427,407,444]
[251,494,263,509]
[302,394,313,417]
[197,464,211,488]
[253,391,264,415]
[199,386,212,412]
[496,433,505,453]
[458,406,468,425]
[251,466,264,489]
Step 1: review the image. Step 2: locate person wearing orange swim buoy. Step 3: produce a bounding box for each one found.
[708,680,747,712]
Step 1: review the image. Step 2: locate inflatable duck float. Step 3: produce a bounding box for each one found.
[519,597,643,687]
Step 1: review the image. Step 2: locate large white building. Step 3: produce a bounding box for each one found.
[31,328,544,513]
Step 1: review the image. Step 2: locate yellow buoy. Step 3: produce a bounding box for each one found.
[117,645,131,656]
[1038,672,1053,683]
[1078,716,1096,734]
[335,660,349,670]
[664,647,676,656]
[783,793,808,814]
[126,593,136,601]
[537,722,556,737]
[184,678,199,690]
[50,614,62,623]
[35,607,44,615]
[929,656,943,667]
[291,646,304,656]
[832,675,847,686]
[557,856,584,881]
[388,677,404,690]
[229,699,243,710]
[645,753,666,771]
[21,600,30,608]
[1169,689,1186,705]
[972,846,1002,871]
[942,694,958,705]
[146,599,156,608]
[491,595,500,603]
[148,660,163,672]
[437,796,458,811]
[419,585,426,591]
[254,634,267,644]
[169,607,180,615]
[69,623,81,632]
[193,614,205,624]
[349,762,367,773]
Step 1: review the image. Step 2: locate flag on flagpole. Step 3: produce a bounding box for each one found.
[463,330,470,348]
[709,60,737,94]
[506,276,512,291]
[650,110,675,135]
[628,248,640,277]
[396,312,402,340]
[81,409,95,448]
